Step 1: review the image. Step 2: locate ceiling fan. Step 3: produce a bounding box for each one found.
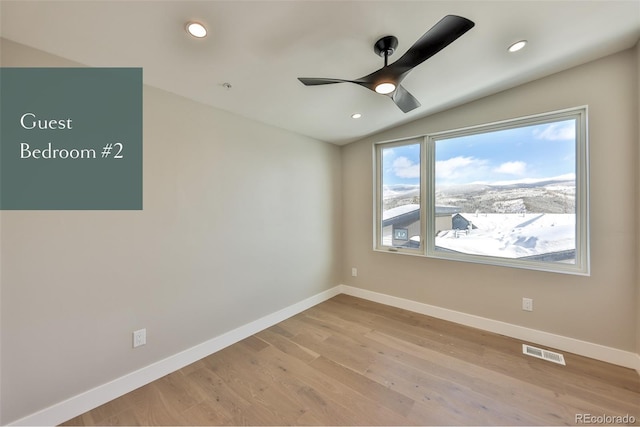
[298,15,475,113]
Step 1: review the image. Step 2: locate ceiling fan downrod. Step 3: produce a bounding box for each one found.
[374,35,398,67]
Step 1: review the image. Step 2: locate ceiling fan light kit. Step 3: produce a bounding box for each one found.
[298,15,475,113]
[375,82,396,94]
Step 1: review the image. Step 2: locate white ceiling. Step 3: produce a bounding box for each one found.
[1,1,639,145]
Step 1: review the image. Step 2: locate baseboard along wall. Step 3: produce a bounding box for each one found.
[338,285,640,373]
[9,284,640,426]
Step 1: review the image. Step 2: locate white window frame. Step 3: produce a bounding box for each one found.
[374,137,425,255]
[374,106,590,275]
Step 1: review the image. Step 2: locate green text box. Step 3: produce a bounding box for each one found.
[1,67,142,209]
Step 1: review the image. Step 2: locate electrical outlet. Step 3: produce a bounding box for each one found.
[133,328,146,348]
[351,267,358,277]
[522,298,533,312]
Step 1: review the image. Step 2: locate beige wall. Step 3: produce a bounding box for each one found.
[342,48,639,353]
[1,36,639,425]
[0,39,342,424]
[636,41,640,358]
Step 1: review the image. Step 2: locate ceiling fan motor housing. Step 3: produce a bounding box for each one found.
[374,35,399,58]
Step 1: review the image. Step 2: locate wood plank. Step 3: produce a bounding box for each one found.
[61,295,640,426]
[235,336,414,425]
[254,327,320,364]
[309,355,416,417]
[184,365,252,423]
[201,344,307,425]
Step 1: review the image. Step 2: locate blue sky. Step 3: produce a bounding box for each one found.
[382,119,576,187]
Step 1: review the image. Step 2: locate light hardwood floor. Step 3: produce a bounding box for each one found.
[63,294,640,426]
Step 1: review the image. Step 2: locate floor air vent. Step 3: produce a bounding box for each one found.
[522,344,566,365]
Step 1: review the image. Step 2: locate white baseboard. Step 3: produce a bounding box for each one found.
[9,283,639,425]
[8,286,342,426]
[338,284,640,372]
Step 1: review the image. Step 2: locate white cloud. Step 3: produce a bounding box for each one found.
[392,156,420,178]
[436,156,475,175]
[533,122,575,141]
[493,161,527,176]
[436,156,489,183]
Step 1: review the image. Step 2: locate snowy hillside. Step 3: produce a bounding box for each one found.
[383,177,575,214]
[436,178,575,214]
[383,184,420,210]
[382,177,577,262]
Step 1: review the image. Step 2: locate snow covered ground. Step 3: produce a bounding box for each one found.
[381,179,576,261]
[436,213,575,259]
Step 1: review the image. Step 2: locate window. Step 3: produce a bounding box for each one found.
[374,107,589,275]
[376,139,423,252]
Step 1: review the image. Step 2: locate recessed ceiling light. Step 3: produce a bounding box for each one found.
[508,40,527,53]
[375,82,396,94]
[351,113,362,119]
[186,21,207,38]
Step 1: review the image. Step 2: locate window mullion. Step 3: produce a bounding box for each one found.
[423,136,433,256]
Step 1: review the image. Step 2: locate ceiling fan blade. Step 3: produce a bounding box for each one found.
[298,77,357,86]
[390,15,474,73]
[391,85,421,113]
[299,15,472,113]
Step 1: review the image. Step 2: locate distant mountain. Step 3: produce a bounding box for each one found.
[437,178,575,214]
[383,184,420,210]
[382,178,575,214]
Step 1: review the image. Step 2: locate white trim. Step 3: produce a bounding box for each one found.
[338,284,640,371]
[8,286,342,426]
[373,137,425,255]
[9,284,639,426]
